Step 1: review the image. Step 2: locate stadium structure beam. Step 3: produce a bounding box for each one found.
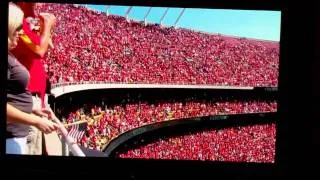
[159,8,170,27]
[105,5,111,16]
[125,6,133,22]
[143,7,152,26]
[174,8,186,29]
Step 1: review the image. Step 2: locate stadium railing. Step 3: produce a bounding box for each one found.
[51,81,255,89]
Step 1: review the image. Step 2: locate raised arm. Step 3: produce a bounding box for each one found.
[22,13,56,57]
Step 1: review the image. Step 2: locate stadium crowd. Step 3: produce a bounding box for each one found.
[35,3,279,87]
[118,123,276,163]
[28,3,279,161]
[62,100,277,151]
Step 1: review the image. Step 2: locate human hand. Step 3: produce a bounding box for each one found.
[32,108,53,119]
[34,116,60,134]
[39,13,56,29]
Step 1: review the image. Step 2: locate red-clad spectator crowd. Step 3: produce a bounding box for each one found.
[119,123,276,163]
[34,3,279,87]
[32,3,278,160]
[62,100,277,151]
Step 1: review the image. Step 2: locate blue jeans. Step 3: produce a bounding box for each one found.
[6,137,27,155]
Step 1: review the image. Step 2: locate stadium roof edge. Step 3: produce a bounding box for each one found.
[78,4,279,43]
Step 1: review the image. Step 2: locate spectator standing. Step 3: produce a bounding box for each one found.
[11,2,57,155]
[7,3,59,155]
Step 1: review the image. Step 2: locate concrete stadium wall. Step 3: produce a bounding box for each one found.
[50,82,254,98]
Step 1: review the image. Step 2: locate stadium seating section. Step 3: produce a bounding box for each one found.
[62,100,276,153]
[119,123,276,163]
[36,4,279,87]
[33,4,279,161]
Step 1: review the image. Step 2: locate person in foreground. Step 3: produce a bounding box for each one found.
[12,2,57,155]
[6,3,59,155]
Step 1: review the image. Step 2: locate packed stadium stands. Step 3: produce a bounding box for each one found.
[36,3,279,87]
[32,3,279,161]
[118,123,276,163]
[63,100,277,151]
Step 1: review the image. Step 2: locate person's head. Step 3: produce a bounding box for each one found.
[8,3,24,50]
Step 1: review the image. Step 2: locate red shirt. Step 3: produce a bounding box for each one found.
[11,18,47,107]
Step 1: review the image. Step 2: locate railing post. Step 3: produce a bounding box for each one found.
[61,137,69,156]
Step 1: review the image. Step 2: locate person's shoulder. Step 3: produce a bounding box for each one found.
[8,52,14,58]
[8,52,17,64]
